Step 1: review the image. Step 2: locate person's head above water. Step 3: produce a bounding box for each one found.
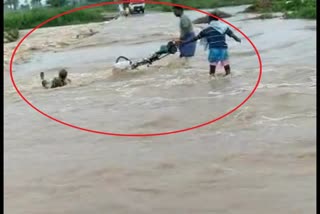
[59,69,68,80]
[173,6,183,17]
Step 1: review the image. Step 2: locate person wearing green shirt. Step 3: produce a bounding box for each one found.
[173,6,197,58]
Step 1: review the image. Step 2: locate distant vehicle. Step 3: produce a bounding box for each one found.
[115,0,145,16]
[128,0,145,14]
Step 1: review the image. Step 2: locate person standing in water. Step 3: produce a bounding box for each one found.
[115,0,129,17]
[173,6,197,58]
[181,15,241,77]
[123,1,130,16]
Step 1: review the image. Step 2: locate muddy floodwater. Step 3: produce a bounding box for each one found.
[4,5,316,214]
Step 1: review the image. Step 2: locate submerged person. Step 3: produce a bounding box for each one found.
[172,6,197,58]
[40,69,71,89]
[181,15,241,77]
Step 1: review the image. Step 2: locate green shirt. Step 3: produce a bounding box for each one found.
[180,14,193,38]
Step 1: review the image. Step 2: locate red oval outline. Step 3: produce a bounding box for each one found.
[9,0,263,137]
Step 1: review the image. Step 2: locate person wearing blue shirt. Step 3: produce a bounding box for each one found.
[181,15,241,77]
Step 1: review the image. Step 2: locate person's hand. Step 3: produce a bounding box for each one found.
[235,37,241,43]
[173,38,181,44]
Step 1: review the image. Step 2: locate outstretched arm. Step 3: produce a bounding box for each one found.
[226,28,241,43]
[180,33,202,46]
[40,72,50,89]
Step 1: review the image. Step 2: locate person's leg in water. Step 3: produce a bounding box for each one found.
[221,60,231,76]
[208,48,219,78]
[222,49,231,76]
[210,64,216,77]
[224,64,231,76]
[210,62,231,77]
[179,55,191,67]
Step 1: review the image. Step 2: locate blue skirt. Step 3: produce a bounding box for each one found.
[208,48,229,63]
[179,32,197,57]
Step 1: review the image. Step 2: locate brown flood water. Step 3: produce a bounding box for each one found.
[4,5,316,214]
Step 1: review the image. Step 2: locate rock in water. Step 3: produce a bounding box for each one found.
[4,28,19,43]
[193,10,232,24]
[76,29,99,39]
[243,13,281,20]
[242,0,272,13]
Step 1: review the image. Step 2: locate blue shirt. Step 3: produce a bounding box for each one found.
[197,26,233,49]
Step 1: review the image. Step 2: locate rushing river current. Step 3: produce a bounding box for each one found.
[4,5,316,214]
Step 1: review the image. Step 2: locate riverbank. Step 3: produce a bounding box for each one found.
[4,0,315,34]
[4,6,117,31]
[146,0,256,11]
[4,0,256,31]
[243,0,316,19]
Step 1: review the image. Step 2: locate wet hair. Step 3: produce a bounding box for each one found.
[59,69,68,80]
[208,15,219,21]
